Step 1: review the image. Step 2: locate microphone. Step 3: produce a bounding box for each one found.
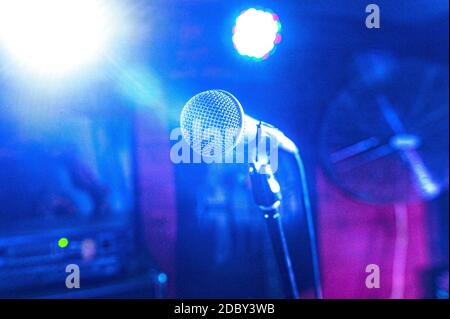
[179,89,323,299]
[180,89,297,160]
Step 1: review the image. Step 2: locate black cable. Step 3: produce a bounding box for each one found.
[293,150,323,299]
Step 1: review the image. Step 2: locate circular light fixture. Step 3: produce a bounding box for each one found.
[232,8,282,61]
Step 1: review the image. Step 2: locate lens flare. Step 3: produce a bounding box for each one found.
[0,0,114,76]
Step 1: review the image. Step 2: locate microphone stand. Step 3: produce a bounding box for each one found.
[249,161,300,299]
[248,121,323,299]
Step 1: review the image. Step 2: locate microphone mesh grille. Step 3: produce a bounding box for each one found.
[180,90,244,157]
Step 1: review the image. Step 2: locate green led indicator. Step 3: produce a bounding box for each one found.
[58,237,69,248]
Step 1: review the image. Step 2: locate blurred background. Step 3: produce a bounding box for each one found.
[0,0,448,298]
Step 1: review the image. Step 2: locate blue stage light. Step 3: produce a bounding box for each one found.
[157,273,168,284]
[0,0,116,76]
[232,8,282,61]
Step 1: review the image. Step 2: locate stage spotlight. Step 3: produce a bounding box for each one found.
[232,8,282,61]
[0,0,114,76]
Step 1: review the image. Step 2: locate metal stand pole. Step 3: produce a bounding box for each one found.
[249,162,300,299]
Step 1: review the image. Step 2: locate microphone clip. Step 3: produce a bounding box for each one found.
[249,161,282,213]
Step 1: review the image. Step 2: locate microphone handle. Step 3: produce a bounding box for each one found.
[244,116,298,154]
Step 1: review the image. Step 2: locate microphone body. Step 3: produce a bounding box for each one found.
[180,89,297,162]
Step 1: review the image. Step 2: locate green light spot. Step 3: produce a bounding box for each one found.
[58,237,69,248]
